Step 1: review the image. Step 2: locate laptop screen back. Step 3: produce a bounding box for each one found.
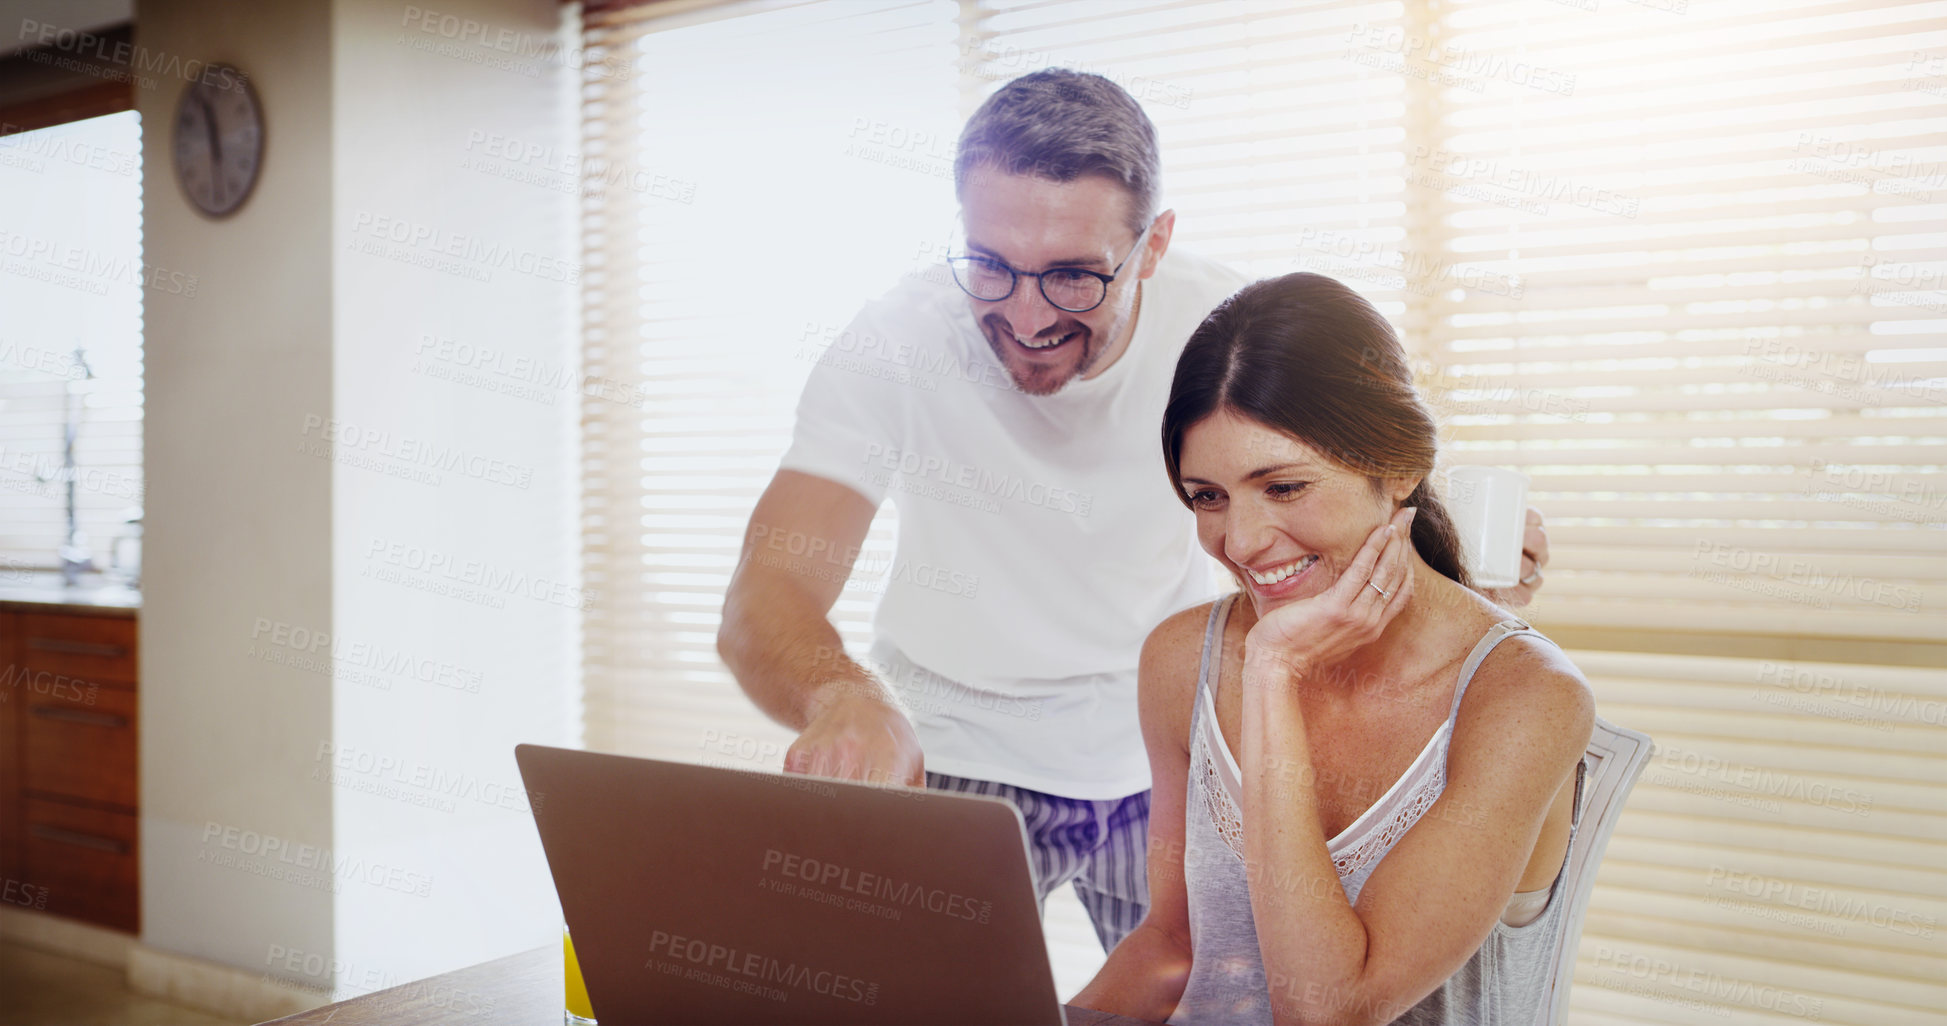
[515,744,1065,1025]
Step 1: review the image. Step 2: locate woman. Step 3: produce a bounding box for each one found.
[1072,273,1594,1025]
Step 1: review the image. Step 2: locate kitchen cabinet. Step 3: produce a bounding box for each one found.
[0,601,139,933]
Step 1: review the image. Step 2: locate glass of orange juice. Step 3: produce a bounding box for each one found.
[564,924,597,1025]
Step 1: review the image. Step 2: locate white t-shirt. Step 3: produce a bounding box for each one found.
[779,247,1249,798]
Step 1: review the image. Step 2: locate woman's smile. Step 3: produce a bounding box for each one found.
[1241,552,1321,600]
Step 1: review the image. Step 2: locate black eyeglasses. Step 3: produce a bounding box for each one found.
[946,220,1155,313]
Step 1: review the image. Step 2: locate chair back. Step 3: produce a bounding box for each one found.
[1540,715,1654,1026]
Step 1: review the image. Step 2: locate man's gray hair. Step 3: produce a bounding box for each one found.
[954,69,1161,237]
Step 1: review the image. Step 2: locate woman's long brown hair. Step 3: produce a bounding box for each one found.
[1162,272,1474,591]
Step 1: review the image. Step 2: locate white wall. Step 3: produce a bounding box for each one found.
[138,0,578,999]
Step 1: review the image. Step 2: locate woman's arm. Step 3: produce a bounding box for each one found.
[1233,521,1589,1025]
[1243,635,1591,1026]
[1234,509,1595,1026]
[1069,604,1208,1019]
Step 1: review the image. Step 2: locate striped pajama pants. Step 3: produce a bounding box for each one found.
[925,770,1151,953]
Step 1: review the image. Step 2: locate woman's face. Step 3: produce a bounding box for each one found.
[1177,409,1416,616]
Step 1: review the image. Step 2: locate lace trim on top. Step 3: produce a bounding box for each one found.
[1191,593,1523,891]
[1328,741,1447,883]
[1194,679,1452,886]
[1192,700,1247,857]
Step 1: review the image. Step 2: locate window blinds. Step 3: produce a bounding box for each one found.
[1583,648,1947,1022]
[580,0,962,761]
[1423,0,1947,645]
[0,111,145,573]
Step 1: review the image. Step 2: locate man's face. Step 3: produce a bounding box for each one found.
[957,171,1166,396]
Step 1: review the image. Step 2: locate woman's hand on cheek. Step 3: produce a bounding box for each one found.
[1242,506,1417,686]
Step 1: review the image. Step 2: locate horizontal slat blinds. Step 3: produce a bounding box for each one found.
[1573,649,1947,1024]
[581,0,962,761]
[0,111,144,573]
[1424,0,1947,643]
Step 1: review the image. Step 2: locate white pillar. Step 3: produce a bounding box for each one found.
[138,0,579,1007]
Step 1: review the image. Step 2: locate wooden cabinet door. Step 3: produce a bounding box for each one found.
[2,608,141,933]
[0,611,17,894]
[22,683,137,811]
[18,797,137,932]
[15,612,137,686]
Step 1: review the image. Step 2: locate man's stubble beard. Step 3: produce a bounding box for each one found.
[981,285,1140,397]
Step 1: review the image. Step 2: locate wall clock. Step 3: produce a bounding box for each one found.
[172,66,263,218]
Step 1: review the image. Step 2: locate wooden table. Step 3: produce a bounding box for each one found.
[257,944,1165,1025]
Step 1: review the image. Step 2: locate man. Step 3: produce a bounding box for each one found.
[717,69,1548,953]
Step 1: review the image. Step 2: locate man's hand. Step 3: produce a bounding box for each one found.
[1484,506,1549,608]
[784,681,925,789]
[721,471,926,785]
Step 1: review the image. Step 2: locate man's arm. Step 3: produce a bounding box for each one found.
[717,469,924,786]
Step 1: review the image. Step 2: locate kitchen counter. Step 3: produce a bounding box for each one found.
[0,572,139,615]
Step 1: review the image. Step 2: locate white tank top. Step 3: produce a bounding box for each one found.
[1169,592,1584,1026]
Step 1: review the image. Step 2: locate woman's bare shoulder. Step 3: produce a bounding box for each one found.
[1452,626,1596,777]
[1145,598,1219,669]
[1138,598,1224,747]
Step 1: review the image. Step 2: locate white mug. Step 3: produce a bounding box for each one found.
[1445,466,1530,589]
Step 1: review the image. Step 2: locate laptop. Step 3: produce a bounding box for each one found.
[514,744,1067,1025]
